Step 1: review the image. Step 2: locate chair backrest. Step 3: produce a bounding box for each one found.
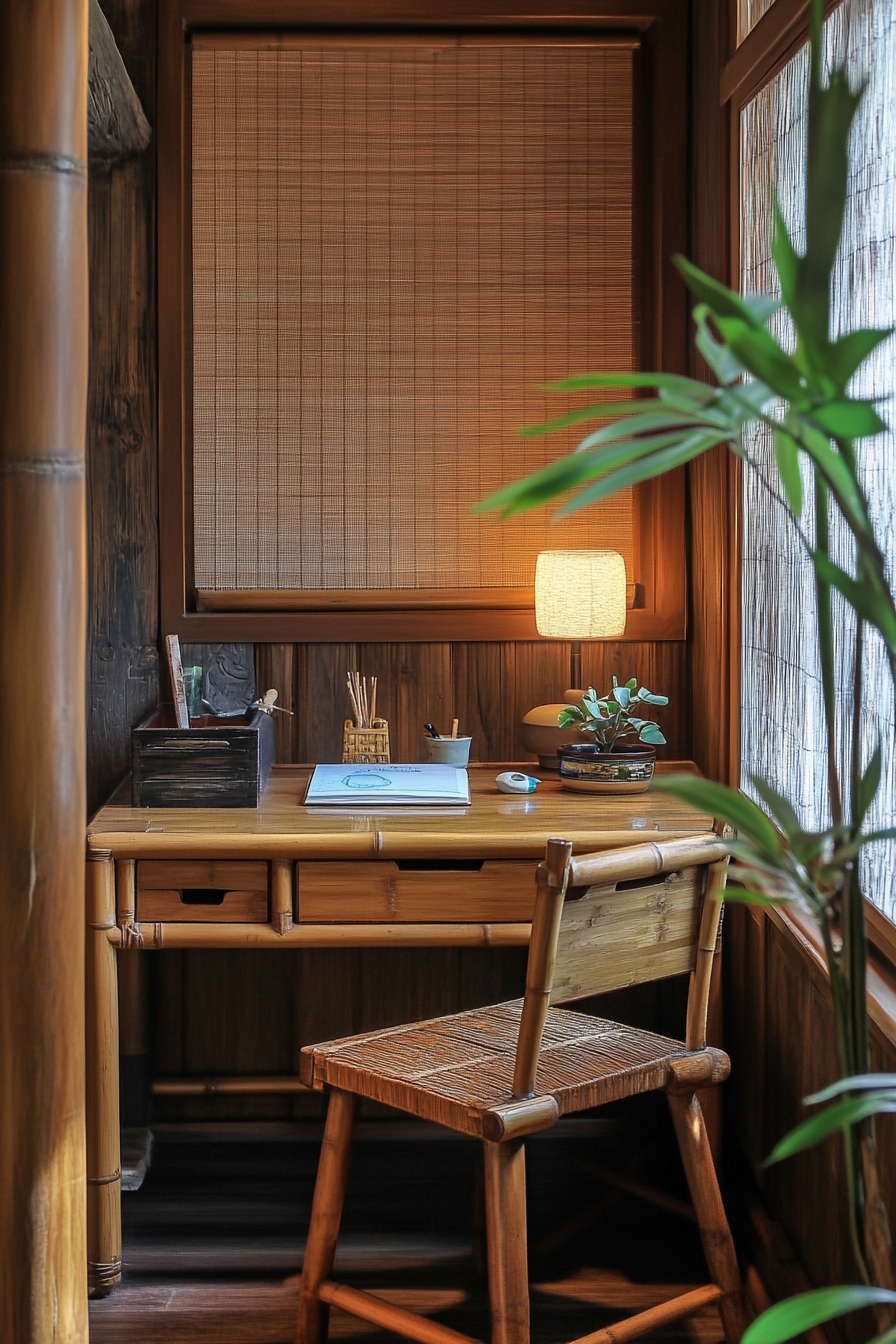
[511,834,729,1099]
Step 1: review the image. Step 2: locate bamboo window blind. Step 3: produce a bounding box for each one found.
[740,0,896,919]
[190,38,638,600]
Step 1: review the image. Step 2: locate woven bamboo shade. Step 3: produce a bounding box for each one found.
[190,38,637,595]
[740,0,896,919]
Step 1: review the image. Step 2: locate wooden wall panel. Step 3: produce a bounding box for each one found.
[725,904,896,1338]
[86,0,159,817]
[249,639,689,768]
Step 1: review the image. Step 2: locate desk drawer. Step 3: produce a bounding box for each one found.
[136,860,269,922]
[296,861,537,923]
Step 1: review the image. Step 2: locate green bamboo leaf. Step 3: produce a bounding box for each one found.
[771,200,800,312]
[694,308,746,387]
[674,255,772,331]
[741,1288,896,1344]
[650,776,782,855]
[811,551,896,652]
[807,1074,896,1106]
[830,827,896,865]
[772,430,804,516]
[556,433,726,516]
[766,1092,896,1164]
[811,399,888,438]
[576,410,717,447]
[475,428,689,516]
[821,327,893,390]
[857,744,882,824]
[543,372,715,402]
[750,776,802,839]
[714,315,806,401]
[793,421,873,532]
[516,402,644,437]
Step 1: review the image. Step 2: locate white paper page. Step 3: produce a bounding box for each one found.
[305,764,469,804]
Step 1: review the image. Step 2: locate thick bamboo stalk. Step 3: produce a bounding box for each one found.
[272,858,294,933]
[318,1282,480,1344]
[0,0,89,1332]
[566,1284,723,1344]
[686,858,728,1050]
[104,921,532,949]
[512,839,572,1098]
[86,853,122,1297]
[567,835,728,890]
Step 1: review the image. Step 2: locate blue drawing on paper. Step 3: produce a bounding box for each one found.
[342,773,392,789]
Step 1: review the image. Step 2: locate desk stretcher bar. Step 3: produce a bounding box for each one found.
[86,828,704,861]
[102,921,532,948]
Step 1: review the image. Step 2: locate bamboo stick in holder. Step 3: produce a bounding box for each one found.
[343,672,390,763]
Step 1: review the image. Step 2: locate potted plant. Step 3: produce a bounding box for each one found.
[555,676,668,794]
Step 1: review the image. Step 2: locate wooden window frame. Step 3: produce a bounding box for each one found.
[158,0,690,643]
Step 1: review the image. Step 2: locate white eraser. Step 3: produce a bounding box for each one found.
[495,771,540,794]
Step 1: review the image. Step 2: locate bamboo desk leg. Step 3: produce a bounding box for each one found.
[86,852,122,1297]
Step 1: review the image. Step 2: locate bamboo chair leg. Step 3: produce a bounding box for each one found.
[484,1139,530,1344]
[667,1092,747,1344]
[297,1088,360,1344]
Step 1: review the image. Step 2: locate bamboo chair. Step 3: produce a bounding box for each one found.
[297,834,747,1344]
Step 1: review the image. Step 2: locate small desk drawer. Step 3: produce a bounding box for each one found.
[136,860,269,922]
[296,861,537,923]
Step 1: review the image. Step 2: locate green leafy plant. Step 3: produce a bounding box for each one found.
[558,676,668,751]
[477,0,896,1332]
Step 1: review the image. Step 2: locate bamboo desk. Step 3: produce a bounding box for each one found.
[85,762,710,1295]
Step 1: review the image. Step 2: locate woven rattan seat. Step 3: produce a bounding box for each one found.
[296,835,748,1344]
[301,1000,730,1141]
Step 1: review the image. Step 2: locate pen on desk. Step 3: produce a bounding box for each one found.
[424,722,440,739]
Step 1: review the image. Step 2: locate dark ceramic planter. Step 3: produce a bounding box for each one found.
[557,742,656,795]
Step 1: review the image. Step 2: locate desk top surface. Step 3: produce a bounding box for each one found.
[88,763,711,860]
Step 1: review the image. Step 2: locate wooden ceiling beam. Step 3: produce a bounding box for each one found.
[88,0,150,159]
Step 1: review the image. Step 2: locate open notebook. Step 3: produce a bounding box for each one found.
[304,764,471,806]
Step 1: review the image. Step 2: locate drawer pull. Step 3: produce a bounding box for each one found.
[179,888,227,905]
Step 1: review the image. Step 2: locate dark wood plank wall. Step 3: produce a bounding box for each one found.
[86,0,159,817]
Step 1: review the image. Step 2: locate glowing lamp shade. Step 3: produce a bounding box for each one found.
[535,551,627,640]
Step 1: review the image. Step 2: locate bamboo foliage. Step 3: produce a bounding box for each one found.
[479,0,896,1331]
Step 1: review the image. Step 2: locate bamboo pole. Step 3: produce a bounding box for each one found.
[104,921,533,949]
[84,828,703,861]
[271,858,294,934]
[0,0,89,1335]
[85,852,122,1297]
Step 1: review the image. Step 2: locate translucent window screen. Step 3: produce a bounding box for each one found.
[740,0,896,919]
[191,43,638,593]
[738,0,776,43]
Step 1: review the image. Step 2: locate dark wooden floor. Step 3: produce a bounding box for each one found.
[89,1101,731,1344]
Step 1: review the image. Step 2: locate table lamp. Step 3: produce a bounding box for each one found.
[521,550,628,768]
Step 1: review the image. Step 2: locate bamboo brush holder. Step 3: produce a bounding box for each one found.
[342,718,390,764]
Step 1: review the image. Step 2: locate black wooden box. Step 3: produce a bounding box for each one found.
[131,705,275,807]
